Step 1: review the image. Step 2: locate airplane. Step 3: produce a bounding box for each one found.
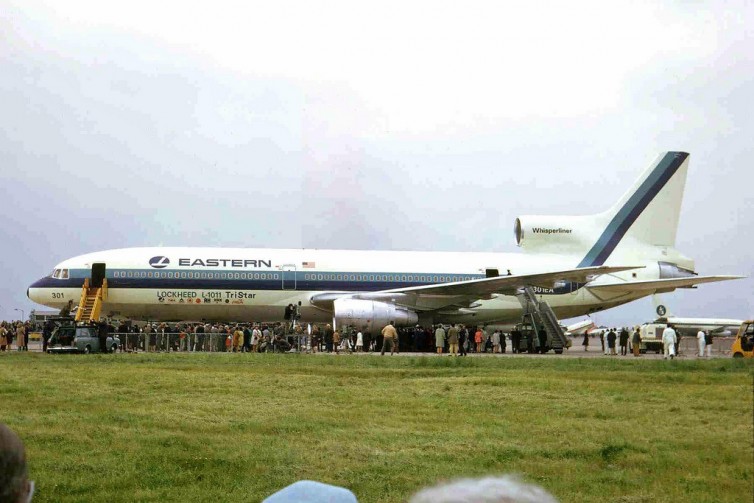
[563,319,596,336]
[27,151,743,334]
[647,294,743,337]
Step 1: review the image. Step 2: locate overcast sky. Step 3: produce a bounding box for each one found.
[2,0,752,326]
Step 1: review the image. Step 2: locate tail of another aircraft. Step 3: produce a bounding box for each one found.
[515,151,691,266]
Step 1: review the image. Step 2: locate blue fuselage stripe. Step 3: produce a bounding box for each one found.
[32,273,584,296]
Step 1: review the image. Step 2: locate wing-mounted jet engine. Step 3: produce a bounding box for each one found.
[333,298,418,334]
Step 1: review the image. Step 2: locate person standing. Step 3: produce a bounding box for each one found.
[619,327,629,356]
[251,325,261,352]
[447,324,459,356]
[283,304,293,330]
[0,324,8,351]
[242,326,251,352]
[435,325,446,355]
[458,325,467,356]
[500,332,507,353]
[705,331,714,357]
[632,327,642,357]
[511,328,521,354]
[15,324,25,352]
[607,328,617,356]
[22,322,30,351]
[355,330,363,352]
[332,329,341,354]
[662,324,677,360]
[697,330,706,358]
[474,328,483,353]
[582,332,589,352]
[381,322,398,356]
[324,324,334,353]
[492,330,501,353]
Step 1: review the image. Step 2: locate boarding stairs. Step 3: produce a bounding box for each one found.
[516,286,569,353]
[74,278,108,323]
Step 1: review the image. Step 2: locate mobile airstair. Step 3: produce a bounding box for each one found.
[516,286,569,353]
[74,278,107,323]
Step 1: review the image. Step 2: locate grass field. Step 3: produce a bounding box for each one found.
[1,352,752,502]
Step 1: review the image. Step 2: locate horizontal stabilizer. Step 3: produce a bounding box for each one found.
[586,275,743,294]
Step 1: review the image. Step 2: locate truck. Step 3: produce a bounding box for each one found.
[638,323,667,353]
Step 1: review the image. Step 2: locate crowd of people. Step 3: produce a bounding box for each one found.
[581,325,716,359]
[0,317,723,359]
[66,321,518,355]
[0,321,31,352]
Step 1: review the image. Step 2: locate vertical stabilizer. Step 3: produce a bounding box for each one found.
[578,152,689,266]
[651,294,674,318]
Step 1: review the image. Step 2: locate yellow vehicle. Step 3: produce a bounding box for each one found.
[731,320,754,358]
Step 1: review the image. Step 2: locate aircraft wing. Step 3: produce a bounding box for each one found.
[310,265,639,311]
[381,265,640,297]
[587,275,744,295]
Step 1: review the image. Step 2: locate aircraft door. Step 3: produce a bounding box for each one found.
[91,263,106,288]
[281,265,297,290]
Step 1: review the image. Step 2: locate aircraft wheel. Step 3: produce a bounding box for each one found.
[84,345,91,354]
[733,352,744,358]
[555,349,563,354]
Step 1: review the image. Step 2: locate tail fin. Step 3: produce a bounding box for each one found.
[651,294,674,318]
[577,151,689,267]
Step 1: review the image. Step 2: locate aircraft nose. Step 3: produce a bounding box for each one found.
[28,277,48,304]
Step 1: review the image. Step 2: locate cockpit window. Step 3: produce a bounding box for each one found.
[51,269,69,279]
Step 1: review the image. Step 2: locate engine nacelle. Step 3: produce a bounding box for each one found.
[514,215,598,253]
[333,298,418,335]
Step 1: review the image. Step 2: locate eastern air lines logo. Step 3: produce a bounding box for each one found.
[149,256,170,269]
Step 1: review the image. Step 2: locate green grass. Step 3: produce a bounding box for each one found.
[1,353,752,502]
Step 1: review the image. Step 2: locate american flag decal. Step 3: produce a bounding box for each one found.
[302,261,315,268]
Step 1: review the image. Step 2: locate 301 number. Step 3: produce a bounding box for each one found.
[52,292,64,299]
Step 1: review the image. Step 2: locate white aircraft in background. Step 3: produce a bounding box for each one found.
[563,319,596,336]
[648,294,743,337]
[28,151,742,333]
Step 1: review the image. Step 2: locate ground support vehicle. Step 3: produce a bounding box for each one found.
[46,318,120,354]
[731,320,754,358]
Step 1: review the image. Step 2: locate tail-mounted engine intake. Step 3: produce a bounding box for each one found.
[514,215,597,253]
[333,298,418,335]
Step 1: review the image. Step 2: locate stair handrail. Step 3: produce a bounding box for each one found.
[74,278,91,322]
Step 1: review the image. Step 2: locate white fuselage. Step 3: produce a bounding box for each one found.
[27,246,659,325]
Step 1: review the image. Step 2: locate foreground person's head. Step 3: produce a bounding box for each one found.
[0,423,33,502]
[410,475,558,503]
